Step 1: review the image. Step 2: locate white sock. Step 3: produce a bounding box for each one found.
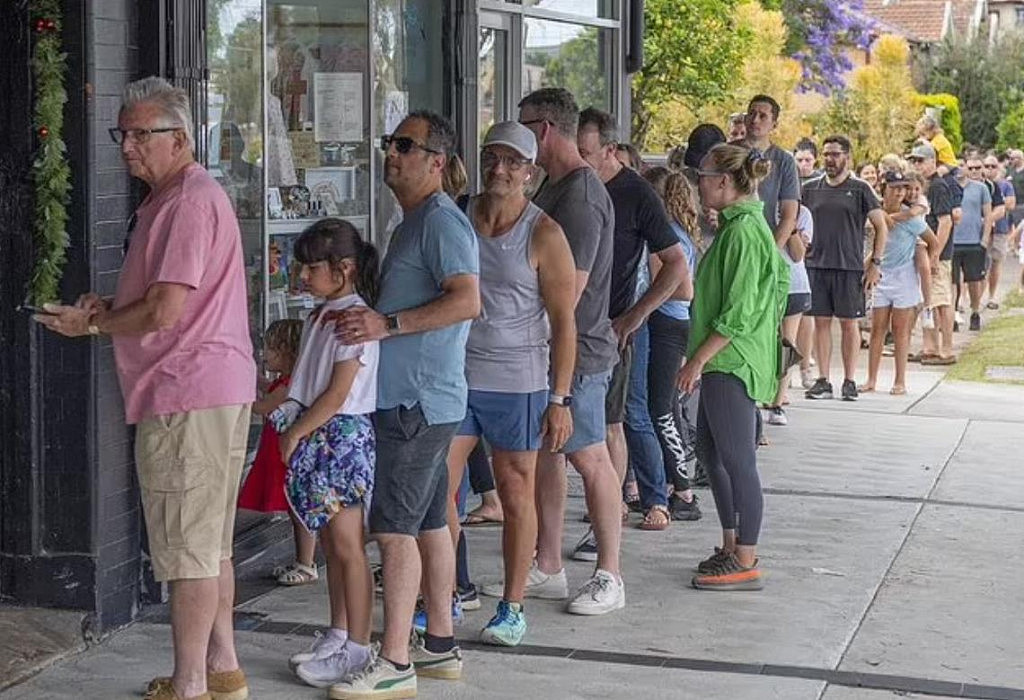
[326,627,348,643]
[345,639,371,664]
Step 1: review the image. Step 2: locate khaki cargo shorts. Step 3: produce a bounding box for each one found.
[135,404,251,582]
[929,259,953,309]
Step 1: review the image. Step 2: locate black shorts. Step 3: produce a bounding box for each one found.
[605,341,633,425]
[807,268,865,319]
[369,405,460,536]
[952,245,987,284]
[785,292,812,317]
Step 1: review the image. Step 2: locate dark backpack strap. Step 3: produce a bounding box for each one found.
[455,193,470,213]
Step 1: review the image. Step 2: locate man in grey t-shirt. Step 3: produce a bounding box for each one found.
[743,94,800,243]
[519,87,625,616]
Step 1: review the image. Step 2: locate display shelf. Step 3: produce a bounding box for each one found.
[267,214,370,236]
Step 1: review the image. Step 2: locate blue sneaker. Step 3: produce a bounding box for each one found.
[479,600,526,646]
[412,594,464,635]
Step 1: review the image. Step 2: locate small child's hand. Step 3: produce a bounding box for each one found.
[280,431,300,464]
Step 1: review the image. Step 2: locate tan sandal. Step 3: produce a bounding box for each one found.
[276,561,318,586]
[639,504,670,531]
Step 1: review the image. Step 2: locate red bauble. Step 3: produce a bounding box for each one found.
[38,126,49,139]
[34,18,47,33]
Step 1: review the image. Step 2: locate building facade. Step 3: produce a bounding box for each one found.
[0,0,638,635]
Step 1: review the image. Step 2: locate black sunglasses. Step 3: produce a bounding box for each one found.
[380,134,441,155]
[519,118,551,128]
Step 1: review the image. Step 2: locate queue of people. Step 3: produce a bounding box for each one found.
[33,75,1020,700]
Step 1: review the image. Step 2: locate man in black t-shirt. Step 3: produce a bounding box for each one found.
[577,107,688,534]
[909,142,956,364]
[802,135,889,401]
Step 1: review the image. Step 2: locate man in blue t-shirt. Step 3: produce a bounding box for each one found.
[952,155,992,331]
[331,111,480,695]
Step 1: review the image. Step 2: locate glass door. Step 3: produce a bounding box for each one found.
[205,0,266,348]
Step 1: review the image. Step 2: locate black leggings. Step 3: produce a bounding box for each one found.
[696,372,763,546]
[467,441,494,494]
[647,311,695,492]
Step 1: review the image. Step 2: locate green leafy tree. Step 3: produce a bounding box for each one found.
[631,0,749,149]
[541,27,608,112]
[915,33,1024,149]
[997,103,1024,151]
[813,35,918,164]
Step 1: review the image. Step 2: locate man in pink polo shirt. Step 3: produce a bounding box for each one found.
[38,77,255,700]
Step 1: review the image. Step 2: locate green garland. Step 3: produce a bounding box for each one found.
[29,0,70,304]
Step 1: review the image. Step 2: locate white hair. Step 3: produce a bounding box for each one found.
[121,76,195,151]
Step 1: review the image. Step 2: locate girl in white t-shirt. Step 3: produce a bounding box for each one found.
[270,218,380,687]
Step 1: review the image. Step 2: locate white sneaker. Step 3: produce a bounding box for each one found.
[481,561,568,600]
[800,367,815,390]
[290,630,348,671]
[922,308,935,330]
[296,642,370,688]
[567,569,625,616]
[955,310,965,326]
[767,406,788,426]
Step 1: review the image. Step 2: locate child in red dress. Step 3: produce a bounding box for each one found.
[238,319,318,585]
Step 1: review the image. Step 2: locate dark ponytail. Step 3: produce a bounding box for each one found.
[355,240,380,307]
[294,217,380,306]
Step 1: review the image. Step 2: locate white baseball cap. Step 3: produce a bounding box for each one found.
[481,121,537,163]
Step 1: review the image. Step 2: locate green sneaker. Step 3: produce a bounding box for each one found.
[479,600,526,646]
[327,654,416,700]
[409,632,462,680]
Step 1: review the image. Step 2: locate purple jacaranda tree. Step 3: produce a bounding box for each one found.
[775,0,876,94]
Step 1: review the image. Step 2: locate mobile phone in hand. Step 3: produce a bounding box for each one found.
[18,304,57,315]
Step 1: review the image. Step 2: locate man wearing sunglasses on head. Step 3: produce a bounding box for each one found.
[982,154,1015,310]
[328,110,480,699]
[517,88,625,617]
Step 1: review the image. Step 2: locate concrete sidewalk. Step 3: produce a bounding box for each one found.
[5,265,1024,699]
[6,373,1024,699]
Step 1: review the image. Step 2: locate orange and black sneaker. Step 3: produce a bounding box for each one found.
[691,553,763,591]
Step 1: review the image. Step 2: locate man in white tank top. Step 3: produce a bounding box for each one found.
[445,122,577,646]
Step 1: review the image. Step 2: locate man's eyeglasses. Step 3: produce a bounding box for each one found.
[481,151,530,172]
[519,118,551,129]
[108,127,179,145]
[380,134,441,155]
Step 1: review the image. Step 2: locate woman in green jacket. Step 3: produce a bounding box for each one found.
[677,143,789,591]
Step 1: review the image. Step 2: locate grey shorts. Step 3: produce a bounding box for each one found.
[562,370,612,455]
[368,405,460,536]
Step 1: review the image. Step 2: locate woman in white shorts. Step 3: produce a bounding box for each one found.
[862,171,940,395]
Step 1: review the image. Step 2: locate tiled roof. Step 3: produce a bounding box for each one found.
[860,0,950,43]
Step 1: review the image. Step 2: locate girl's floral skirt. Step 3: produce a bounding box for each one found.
[270,405,375,533]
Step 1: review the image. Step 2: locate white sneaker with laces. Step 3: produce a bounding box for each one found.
[767,406,788,426]
[297,642,369,688]
[481,561,568,600]
[290,630,348,671]
[566,569,625,616]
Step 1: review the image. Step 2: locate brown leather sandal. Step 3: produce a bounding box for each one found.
[639,504,671,531]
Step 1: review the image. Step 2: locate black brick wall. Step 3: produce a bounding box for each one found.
[87,0,143,633]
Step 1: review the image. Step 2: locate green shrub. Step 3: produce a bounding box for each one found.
[996,103,1024,152]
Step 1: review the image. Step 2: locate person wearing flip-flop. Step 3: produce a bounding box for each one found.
[444,121,577,647]
[861,171,940,396]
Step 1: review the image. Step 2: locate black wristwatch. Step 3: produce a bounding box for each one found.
[385,314,401,335]
[870,257,882,267]
[549,394,573,407]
